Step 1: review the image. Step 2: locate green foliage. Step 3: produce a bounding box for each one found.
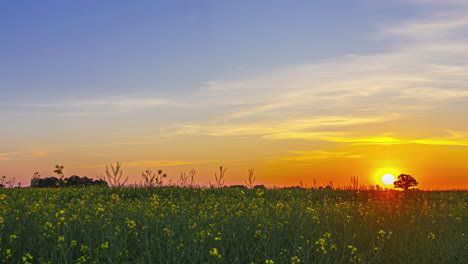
[394,174,419,190]
[0,188,465,263]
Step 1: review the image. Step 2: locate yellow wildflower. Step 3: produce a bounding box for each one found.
[209,247,222,258]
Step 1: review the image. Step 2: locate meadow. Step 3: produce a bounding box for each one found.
[0,187,466,264]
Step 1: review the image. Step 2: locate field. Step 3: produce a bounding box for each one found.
[0,187,466,264]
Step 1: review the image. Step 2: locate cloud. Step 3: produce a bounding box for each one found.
[277,151,363,162]
[412,130,468,146]
[0,152,18,161]
[20,5,468,146]
[80,159,217,169]
[174,114,396,137]
[165,7,468,142]
[34,96,173,108]
[267,130,468,147]
[28,95,176,116]
[0,151,47,161]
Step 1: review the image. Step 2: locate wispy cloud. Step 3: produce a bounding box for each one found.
[80,159,217,169]
[167,7,468,142]
[267,130,468,147]
[0,152,19,161]
[33,96,173,108]
[277,150,363,162]
[174,114,396,137]
[19,5,468,148]
[27,95,176,116]
[0,151,46,161]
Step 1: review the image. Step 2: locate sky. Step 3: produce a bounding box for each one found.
[1,0,468,189]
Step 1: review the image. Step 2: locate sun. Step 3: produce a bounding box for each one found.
[382,174,395,185]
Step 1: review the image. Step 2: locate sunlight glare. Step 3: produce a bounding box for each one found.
[382,174,395,185]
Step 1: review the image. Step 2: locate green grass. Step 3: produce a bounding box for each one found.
[0,187,466,263]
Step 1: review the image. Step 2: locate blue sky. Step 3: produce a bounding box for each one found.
[1,0,468,188]
[1,0,416,101]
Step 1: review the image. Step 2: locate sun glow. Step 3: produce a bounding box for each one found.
[382,174,395,185]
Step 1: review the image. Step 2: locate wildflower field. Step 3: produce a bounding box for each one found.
[0,187,466,264]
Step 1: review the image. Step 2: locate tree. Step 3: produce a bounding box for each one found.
[394,174,419,190]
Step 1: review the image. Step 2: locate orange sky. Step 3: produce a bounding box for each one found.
[1,134,467,189]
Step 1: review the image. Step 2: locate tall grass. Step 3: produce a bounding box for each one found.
[0,188,466,263]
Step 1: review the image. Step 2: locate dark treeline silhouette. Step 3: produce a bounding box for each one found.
[30,175,108,188]
[394,174,419,191]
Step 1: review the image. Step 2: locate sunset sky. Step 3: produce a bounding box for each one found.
[1,0,468,189]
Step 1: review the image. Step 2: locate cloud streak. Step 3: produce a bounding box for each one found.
[165,8,468,145]
[277,151,363,162]
[80,159,217,169]
[173,114,397,137]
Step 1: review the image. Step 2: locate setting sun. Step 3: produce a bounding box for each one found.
[382,174,396,185]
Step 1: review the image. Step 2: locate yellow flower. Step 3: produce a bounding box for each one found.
[101,242,109,249]
[22,253,33,264]
[58,236,65,242]
[291,256,301,263]
[126,218,136,229]
[377,230,386,239]
[209,247,222,258]
[10,234,18,242]
[265,260,275,264]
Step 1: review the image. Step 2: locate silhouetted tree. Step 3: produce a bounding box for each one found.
[394,174,419,190]
[65,175,108,187]
[30,175,108,188]
[30,177,60,188]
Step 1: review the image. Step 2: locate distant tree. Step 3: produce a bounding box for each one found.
[394,174,419,191]
[0,175,6,188]
[64,175,108,187]
[30,171,108,188]
[30,176,60,188]
[226,185,247,189]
